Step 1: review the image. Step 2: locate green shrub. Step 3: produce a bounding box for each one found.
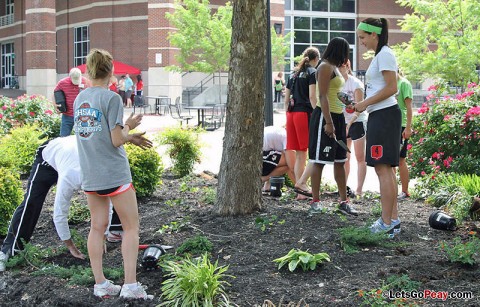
[33,265,123,286]
[0,124,46,174]
[125,143,164,198]
[409,84,480,178]
[0,94,60,136]
[0,167,23,235]
[440,236,480,265]
[158,127,202,177]
[176,235,213,256]
[160,254,234,307]
[68,199,90,224]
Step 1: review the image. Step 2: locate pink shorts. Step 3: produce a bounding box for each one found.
[286,111,310,151]
[85,183,134,197]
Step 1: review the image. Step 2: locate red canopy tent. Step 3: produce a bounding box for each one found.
[76,60,141,75]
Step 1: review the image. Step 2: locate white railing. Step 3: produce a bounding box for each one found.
[0,14,14,27]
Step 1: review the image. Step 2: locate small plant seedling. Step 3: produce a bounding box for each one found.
[156,217,191,234]
[273,249,330,272]
[440,235,480,265]
[254,215,285,231]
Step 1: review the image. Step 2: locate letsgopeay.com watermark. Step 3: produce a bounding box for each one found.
[383,289,474,301]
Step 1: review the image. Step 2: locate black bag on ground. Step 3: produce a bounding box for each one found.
[54,90,67,113]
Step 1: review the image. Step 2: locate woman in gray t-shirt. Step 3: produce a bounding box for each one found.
[73,48,153,300]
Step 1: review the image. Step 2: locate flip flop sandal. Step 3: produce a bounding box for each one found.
[293,187,312,197]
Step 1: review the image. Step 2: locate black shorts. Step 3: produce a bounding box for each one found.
[347,122,366,141]
[366,105,402,167]
[309,107,347,164]
[399,127,409,158]
[262,150,282,176]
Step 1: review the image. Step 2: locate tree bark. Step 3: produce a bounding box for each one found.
[216,0,267,215]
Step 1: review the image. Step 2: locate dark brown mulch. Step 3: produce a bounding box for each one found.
[1,172,479,306]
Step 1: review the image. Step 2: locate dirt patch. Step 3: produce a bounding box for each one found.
[1,173,479,306]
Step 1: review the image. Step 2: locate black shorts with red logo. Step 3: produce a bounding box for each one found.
[366,105,401,167]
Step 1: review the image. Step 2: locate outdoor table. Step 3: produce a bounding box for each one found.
[144,96,170,115]
[184,105,215,128]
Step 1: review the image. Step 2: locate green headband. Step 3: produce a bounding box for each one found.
[357,22,382,35]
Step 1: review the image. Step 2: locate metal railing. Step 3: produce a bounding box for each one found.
[0,14,14,27]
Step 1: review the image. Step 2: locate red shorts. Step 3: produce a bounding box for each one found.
[286,111,310,151]
[85,183,134,197]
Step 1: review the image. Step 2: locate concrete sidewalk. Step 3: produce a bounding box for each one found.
[128,108,381,193]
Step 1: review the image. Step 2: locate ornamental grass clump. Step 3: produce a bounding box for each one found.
[160,253,234,307]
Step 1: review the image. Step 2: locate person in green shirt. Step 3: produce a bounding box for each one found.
[396,73,413,200]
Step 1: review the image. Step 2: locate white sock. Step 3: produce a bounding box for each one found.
[97,280,109,287]
[124,282,139,289]
[391,219,400,224]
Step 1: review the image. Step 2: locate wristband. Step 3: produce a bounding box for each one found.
[325,122,333,125]
[125,123,131,130]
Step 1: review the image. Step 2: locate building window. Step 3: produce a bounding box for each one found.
[74,26,89,67]
[293,0,354,13]
[285,0,357,70]
[6,0,14,15]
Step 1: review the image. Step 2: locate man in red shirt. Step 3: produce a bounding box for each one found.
[54,68,89,136]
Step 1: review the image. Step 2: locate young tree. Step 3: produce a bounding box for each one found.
[394,0,480,87]
[216,0,267,215]
[165,0,232,74]
[166,0,290,75]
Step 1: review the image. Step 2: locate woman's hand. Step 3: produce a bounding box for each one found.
[354,100,367,113]
[128,132,153,149]
[324,122,335,138]
[124,113,143,130]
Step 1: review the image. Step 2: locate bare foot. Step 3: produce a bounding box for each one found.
[296,194,309,200]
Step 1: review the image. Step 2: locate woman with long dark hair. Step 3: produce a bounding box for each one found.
[355,18,401,236]
[308,37,357,215]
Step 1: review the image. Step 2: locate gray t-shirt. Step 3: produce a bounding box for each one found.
[73,86,131,190]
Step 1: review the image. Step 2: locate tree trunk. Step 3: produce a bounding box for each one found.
[216,0,267,215]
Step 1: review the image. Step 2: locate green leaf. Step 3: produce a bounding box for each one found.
[288,259,299,272]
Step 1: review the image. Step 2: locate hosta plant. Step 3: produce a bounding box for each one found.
[273,249,330,272]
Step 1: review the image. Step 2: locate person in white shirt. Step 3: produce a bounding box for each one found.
[340,60,367,198]
[355,18,402,236]
[0,133,149,272]
[262,126,294,191]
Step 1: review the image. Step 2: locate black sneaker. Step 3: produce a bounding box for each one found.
[391,219,401,235]
[338,200,358,216]
[346,186,356,198]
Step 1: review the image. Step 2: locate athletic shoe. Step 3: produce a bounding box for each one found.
[308,201,324,214]
[397,191,410,201]
[120,282,154,300]
[0,251,8,272]
[106,231,123,243]
[369,218,395,238]
[391,219,401,235]
[337,200,358,216]
[346,186,356,198]
[93,280,121,298]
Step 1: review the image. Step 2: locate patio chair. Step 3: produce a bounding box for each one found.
[204,103,226,130]
[169,97,193,126]
[133,95,151,114]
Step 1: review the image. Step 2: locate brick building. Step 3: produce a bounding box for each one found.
[0,0,411,100]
